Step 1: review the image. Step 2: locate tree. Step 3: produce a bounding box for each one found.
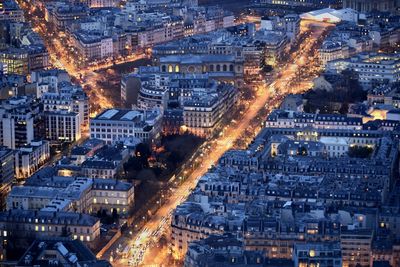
[101,209,107,218]
[297,146,308,156]
[348,146,373,158]
[112,208,119,222]
[124,156,143,173]
[135,143,151,167]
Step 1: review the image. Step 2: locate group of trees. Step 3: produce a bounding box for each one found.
[123,133,203,182]
[304,70,367,114]
[348,145,373,159]
[96,208,119,225]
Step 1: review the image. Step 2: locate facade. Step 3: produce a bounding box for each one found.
[72,32,113,61]
[159,54,244,87]
[45,2,88,31]
[0,147,14,210]
[254,30,288,67]
[343,0,396,13]
[0,0,24,22]
[121,73,142,107]
[182,83,238,137]
[293,242,342,267]
[284,14,301,42]
[319,41,349,67]
[300,8,360,24]
[0,48,29,75]
[137,19,184,48]
[90,108,162,144]
[280,94,304,112]
[0,210,100,244]
[260,0,340,8]
[44,111,81,143]
[326,53,400,89]
[15,140,50,180]
[265,109,364,131]
[0,48,48,76]
[30,69,71,94]
[16,239,111,266]
[7,176,134,217]
[184,234,267,267]
[81,160,118,179]
[42,83,89,127]
[0,97,43,149]
[340,228,373,267]
[136,74,170,111]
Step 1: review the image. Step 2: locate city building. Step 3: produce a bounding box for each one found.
[159,54,244,87]
[0,48,29,75]
[184,234,268,267]
[136,73,170,111]
[72,32,113,61]
[319,41,350,67]
[8,174,134,217]
[44,111,81,144]
[0,210,100,245]
[16,239,111,267]
[293,242,342,267]
[15,140,50,180]
[340,228,373,267]
[182,83,238,137]
[326,53,400,89]
[42,82,89,128]
[0,97,44,149]
[90,108,162,144]
[300,8,360,24]
[280,94,304,112]
[343,0,397,13]
[0,0,24,22]
[45,2,88,31]
[30,69,71,94]
[260,0,341,9]
[0,147,14,210]
[254,30,288,67]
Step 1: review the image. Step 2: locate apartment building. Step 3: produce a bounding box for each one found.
[90,108,162,144]
[15,140,50,180]
[44,111,81,143]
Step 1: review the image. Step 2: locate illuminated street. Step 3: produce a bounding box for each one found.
[16,0,146,112]
[105,20,333,267]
